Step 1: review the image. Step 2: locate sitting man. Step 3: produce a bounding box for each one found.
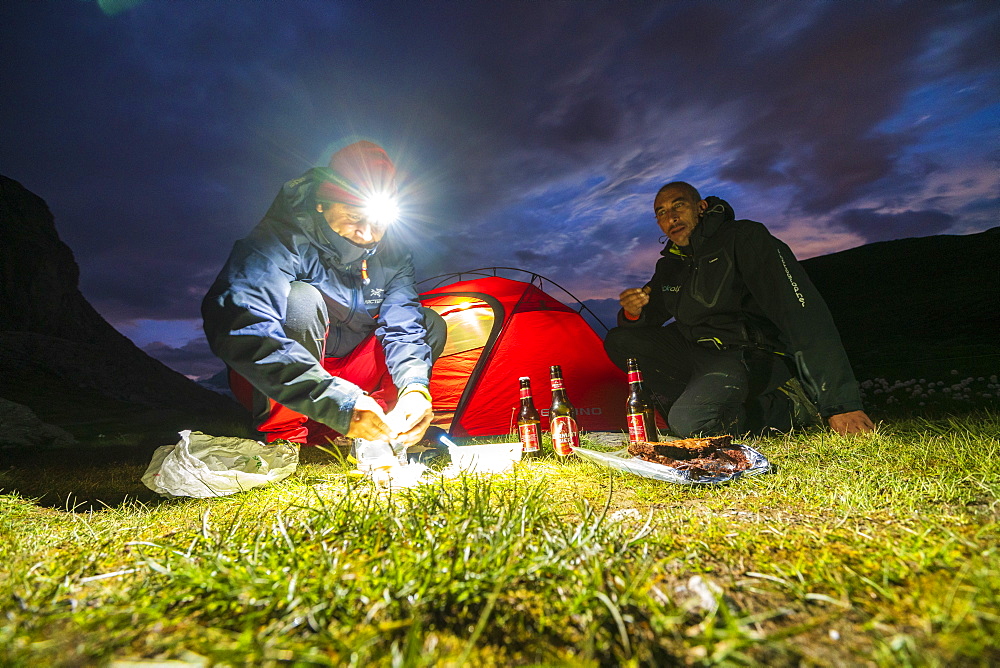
[202,140,445,448]
[604,181,874,437]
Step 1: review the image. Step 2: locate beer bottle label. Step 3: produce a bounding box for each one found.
[551,415,579,455]
[627,370,642,384]
[519,385,532,400]
[550,377,565,391]
[518,423,541,452]
[626,413,649,443]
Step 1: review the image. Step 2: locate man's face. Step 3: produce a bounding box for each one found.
[318,202,385,246]
[654,186,707,247]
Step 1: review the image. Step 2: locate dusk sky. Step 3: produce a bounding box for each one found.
[2,0,998,381]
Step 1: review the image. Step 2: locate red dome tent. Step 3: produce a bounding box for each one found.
[418,268,627,437]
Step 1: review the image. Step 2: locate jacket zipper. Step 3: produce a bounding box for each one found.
[326,262,362,357]
[676,253,695,325]
[345,263,361,325]
[346,250,374,323]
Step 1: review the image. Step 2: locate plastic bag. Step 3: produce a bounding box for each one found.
[142,430,299,498]
[574,443,770,485]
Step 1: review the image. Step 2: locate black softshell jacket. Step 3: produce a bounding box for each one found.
[202,169,432,436]
[619,197,863,418]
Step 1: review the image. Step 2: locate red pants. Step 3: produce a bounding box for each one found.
[229,333,400,445]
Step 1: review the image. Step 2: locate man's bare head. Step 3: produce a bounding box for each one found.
[656,181,701,203]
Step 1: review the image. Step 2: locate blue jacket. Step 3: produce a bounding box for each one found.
[619,196,864,418]
[202,168,432,435]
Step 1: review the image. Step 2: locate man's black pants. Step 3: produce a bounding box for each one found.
[604,324,794,438]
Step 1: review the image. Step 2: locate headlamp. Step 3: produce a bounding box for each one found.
[363,192,400,227]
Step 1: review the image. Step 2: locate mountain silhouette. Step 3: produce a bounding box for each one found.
[0,175,248,447]
[802,226,1000,380]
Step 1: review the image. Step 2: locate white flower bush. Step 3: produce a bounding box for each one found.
[858,372,1000,413]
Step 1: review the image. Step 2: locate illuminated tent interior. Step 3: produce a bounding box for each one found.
[419,271,628,437]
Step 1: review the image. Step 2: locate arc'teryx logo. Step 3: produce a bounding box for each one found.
[368,288,384,298]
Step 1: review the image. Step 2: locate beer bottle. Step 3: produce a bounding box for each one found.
[626,358,658,443]
[549,365,579,456]
[516,377,542,459]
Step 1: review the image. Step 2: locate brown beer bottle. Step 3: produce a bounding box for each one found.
[549,365,579,456]
[517,377,542,459]
[626,358,658,443]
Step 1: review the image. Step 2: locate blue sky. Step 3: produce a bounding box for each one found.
[2,0,997,379]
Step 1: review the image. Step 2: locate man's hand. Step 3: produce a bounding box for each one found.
[385,387,434,447]
[346,394,394,441]
[619,286,651,319]
[828,410,875,435]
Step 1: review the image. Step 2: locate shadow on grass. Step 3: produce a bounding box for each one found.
[0,441,172,511]
[0,432,352,513]
[1,413,258,512]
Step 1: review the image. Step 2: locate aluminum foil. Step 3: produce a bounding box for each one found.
[574,443,771,485]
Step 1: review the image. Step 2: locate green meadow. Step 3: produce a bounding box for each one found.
[2,406,998,666]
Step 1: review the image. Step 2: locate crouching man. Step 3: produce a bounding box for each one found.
[202,140,445,447]
[604,181,874,438]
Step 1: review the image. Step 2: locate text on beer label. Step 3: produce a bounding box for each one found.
[626,414,649,443]
[518,423,541,451]
[550,415,579,454]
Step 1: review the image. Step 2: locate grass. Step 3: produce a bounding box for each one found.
[1,410,999,666]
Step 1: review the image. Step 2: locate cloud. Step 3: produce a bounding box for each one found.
[834,208,954,244]
[514,249,549,265]
[711,3,936,212]
[2,0,999,379]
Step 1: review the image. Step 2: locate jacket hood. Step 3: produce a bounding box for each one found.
[660,195,735,256]
[276,168,384,267]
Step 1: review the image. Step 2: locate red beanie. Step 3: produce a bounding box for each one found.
[316,140,396,206]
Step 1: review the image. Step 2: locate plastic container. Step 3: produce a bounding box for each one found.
[353,438,398,470]
[447,442,523,474]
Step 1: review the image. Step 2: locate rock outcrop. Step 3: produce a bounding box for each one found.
[0,175,247,445]
[0,397,77,450]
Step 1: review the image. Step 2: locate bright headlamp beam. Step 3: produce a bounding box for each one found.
[363,192,400,227]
